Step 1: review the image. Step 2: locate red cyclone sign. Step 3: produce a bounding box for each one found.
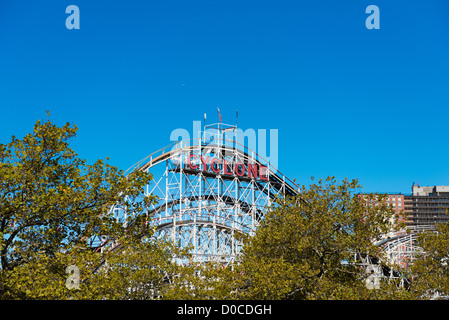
[186,154,269,181]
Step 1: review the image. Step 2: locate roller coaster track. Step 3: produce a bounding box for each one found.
[125,138,300,197]
[109,136,300,264]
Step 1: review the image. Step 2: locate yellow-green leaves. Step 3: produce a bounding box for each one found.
[408,223,449,298]
[235,176,402,299]
[0,117,154,299]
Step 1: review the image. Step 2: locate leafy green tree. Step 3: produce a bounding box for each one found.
[1,116,423,300]
[0,115,154,299]
[160,260,242,300]
[61,227,194,300]
[231,176,406,299]
[408,222,449,299]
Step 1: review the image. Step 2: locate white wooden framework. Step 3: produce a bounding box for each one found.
[109,123,298,265]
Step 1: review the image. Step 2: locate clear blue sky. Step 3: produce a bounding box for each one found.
[1,0,448,194]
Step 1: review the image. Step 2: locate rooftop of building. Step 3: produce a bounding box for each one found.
[360,184,449,197]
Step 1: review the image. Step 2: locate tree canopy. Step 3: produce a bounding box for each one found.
[229,176,408,299]
[408,222,449,299]
[1,116,448,300]
[0,116,155,298]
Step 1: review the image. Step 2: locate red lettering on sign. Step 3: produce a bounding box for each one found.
[247,163,258,179]
[235,162,246,177]
[210,158,221,173]
[223,160,232,175]
[187,154,199,170]
[184,155,268,181]
[259,165,268,181]
[200,156,210,171]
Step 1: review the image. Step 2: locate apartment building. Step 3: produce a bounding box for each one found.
[404,184,449,228]
[360,184,449,232]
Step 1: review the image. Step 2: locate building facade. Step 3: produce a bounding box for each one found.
[386,193,406,227]
[404,184,449,229]
[361,184,449,232]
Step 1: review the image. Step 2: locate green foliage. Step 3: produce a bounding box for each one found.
[60,229,193,300]
[0,116,154,299]
[3,116,447,300]
[409,222,449,299]
[0,116,241,300]
[231,176,405,299]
